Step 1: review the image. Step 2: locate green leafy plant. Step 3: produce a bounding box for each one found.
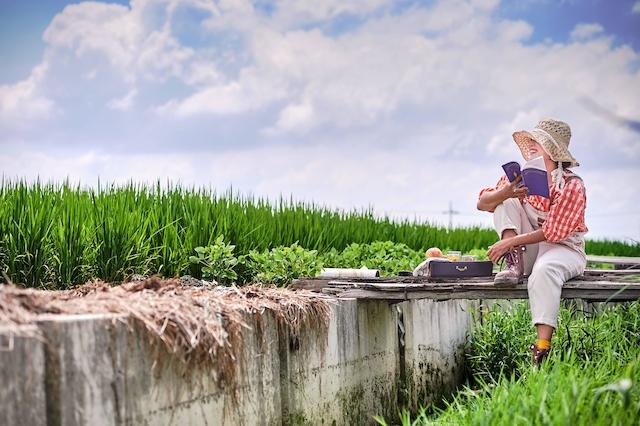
[465,248,489,261]
[322,241,423,276]
[189,235,239,284]
[245,243,323,286]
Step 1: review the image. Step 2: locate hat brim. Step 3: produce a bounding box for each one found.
[512,130,579,167]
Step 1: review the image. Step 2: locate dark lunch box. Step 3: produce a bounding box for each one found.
[428,261,494,278]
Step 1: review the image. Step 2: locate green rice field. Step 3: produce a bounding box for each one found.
[1,180,638,289]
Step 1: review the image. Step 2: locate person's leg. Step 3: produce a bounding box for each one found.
[493,198,526,237]
[527,242,586,362]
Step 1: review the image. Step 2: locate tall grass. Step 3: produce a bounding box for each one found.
[377,302,640,425]
[1,180,638,288]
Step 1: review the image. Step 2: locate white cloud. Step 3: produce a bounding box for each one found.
[107,89,138,111]
[43,2,138,79]
[271,0,392,26]
[632,2,640,14]
[266,100,315,134]
[0,63,54,124]
[156,70,288,116]
[42,0,204,83]
[0,148,196,186]
[183,61,224,86]
[570,23,604,41]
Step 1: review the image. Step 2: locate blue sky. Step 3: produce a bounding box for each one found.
[1,0,639,242]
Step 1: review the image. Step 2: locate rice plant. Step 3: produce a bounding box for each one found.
[1,179,638,288]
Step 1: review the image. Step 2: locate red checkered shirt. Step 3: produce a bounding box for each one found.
[478,172,588,242]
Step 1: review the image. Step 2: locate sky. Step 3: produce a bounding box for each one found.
[1,0,639,242]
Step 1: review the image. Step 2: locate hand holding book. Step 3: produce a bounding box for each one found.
[501,156,550,198]
[503,175,529,200]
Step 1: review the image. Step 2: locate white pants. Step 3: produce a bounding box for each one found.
[493,198,586,328]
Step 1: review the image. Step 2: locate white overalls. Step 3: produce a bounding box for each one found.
[492,176,587,328]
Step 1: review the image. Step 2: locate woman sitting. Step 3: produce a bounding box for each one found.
[477,118,588,365]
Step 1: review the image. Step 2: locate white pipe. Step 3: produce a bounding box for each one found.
[319,268,380,278]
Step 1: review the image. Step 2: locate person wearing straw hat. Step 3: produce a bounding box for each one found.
[477,118,588,365]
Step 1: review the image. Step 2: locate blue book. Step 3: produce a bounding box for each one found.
[501,156,550,198]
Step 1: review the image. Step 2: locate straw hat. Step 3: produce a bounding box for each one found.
[512,118,579,167]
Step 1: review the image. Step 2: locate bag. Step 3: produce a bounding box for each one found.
[428,260,493,278]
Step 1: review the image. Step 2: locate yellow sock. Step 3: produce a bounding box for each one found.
[536,339,551,350]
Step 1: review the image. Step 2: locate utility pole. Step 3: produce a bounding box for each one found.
[443,201,459,229]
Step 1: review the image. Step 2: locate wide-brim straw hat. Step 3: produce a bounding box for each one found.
[512,118,579,167]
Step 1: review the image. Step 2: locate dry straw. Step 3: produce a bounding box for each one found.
[0,278,332,388]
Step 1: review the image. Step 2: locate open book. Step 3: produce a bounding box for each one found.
[501,156,550,198]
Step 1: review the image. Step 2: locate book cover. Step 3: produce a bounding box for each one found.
[501,156,550,198]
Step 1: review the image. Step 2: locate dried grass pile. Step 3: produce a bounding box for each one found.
[0,278,332,387]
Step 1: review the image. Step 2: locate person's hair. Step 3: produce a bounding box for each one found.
[561,161,572,169]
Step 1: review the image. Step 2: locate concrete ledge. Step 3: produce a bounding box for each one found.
[2,298,477,425]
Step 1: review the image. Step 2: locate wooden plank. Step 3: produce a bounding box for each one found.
[335,286,640,302]
[586,255,640,266]
[326,275,640,302]
[321,288,344,296]
[584,269,640,276]
[291,268,640,293]
[329,279,640,291]
[289,278,332,291]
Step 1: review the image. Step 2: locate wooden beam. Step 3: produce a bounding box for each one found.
[292,269,640,301]
[322,274,640,301]
[332,284,640,302]
[586,255,640,266]
[289,278,332,291]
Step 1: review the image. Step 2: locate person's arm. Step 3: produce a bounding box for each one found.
[512,228,546,246]
[477,175,528,212]
[487,229,546,263]
[487,179,587,263]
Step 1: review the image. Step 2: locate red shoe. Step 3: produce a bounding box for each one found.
[530,344,550,367]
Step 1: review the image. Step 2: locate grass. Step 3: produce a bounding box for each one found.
[377,301,640,425]
[1,179,639,288]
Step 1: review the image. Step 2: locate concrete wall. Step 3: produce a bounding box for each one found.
[279,299,400,424]
[401,299,478,409]
[0,325,47,426]
[0,298,477,426]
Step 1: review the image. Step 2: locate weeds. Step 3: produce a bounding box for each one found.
[377,302,640,425]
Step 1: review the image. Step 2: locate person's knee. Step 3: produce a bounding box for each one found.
[529,259,563,289]
[494,197,521,212]
[502,197,520,208]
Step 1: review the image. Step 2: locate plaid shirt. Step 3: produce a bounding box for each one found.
[479,172,588,242]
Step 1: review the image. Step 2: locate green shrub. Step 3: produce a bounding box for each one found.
[245,243,323,286]
[189,236,239,284]
[465,248,489,261]
[322,241,423,276]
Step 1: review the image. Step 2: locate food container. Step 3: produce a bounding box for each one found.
[461,255,477,262]
[446,250,461,261]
